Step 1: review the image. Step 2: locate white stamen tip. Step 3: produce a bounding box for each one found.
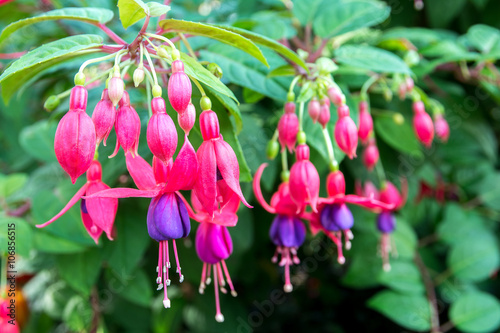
[271,256,278,263]
[163,299,171,308]
[156,277,162,284]
[338,256,346,265]
[345,241,352,250]
[231,290,238,297]
[157,284,163,291]
[166,279,171,286]
[206,277,212,285]
[163,266,167,273]
[179,275,184,283]
[156,266,159,272]
[199,287,204,294]
[221,287,227,294]
[383,263,391,272]
[284,284,293,293]
[215,314,225,323]
[167,262,171,268]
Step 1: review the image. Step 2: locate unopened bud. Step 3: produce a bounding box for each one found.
[133,67,145,87]
[157,47,169,59]
[74,72,86,86]
[266,140,280,160]
[44,95,60,112]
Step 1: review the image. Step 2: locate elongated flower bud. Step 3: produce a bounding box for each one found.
[308,98,320,123]
[434,114,450,142]
[358,101,373,143]
[133,67,145,87]
[289,144,320,212]
[108,75,124,106]
[92,89,115,146]
[278,102,299,152]
[147,97,178,163]
[379,181,403,208]
[362,139,379,171]
[110,91,141,157]
[334,111,358,159]
[168,60,192,113]
[412,102,434,147]
[54,85,96,184]
[199,109,220,140]
[327,86,345,106]
[178,102,196,134]
[318,100,331,129]
[326,170,345,197]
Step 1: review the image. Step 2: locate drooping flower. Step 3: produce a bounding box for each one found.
[278,102,299,152]
[168,60,192,113]
[318,98,331,129]
[54,85,96,184]
[434,113,450,142]
[362,139,379,171]
[36,160,117,244]
[194,109,252,218]
[289,144,320,212]
[254,164,307,292]
[147,96,178,163]
[412,101,434,148]
[327,86,345,106]
[308,98,320,123]
[358,101,373,144]
[110,91,141,158]
[334,105,358,159]
[92,88,115,146]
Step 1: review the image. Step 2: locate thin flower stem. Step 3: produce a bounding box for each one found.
[144,49,159,86]
[77,50,121,74]
[191,77,206,96]
[322,128,338,169]
[146,78,153,118]
[281,150,288,172]
[121,64,131,77]
[298,102,305,131]
[96,23,127,45]
[272,129,279,141]
[414,252,441,333]
[360,74,379,101]
[179,33,197,59]
[143,35,159,51]
[375,159,386,183]
[289,76,301,95]
[139,43,145,67]
[144,33,176,50]
[142,66,157,88]
[440,321,455,333]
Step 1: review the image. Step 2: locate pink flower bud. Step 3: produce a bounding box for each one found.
[318,101,331,129]
[434,114,450,142]
[289,144,320,212]
[334,114,358,159]
[92,89,115,146]
[413,105,434,148]
[108,76,124,106]
[380,182,403,208]
[54,86,96,184]
[178,102,196,134]
[147,97,178,163]
[308,98,320,123]
[337,104,350,118]
[412,101,425,114]
[199,109,220,140]
[358,101,373,143]
[398,83,407,100]
[110,91,141,157]
[278,102,299,152]
[406,77,414,92]
[327,86,344,106]
[326,170,345,197]
[168,60,192,113]
[362,139,379,171]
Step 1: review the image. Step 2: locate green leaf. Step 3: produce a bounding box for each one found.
[437,204,489,246]
[450,291,500,333]
[200,49,288,102]
[117,0,149,29]
[0,216,33,257]
[0,7,114,44]
[159,19,268,66]
[335,45,411,74]
[374,115,423,157]
[313,1,390,38]
[467,24,500,55]
[146,2,170,17]
[425,0,467,29]
[268,64,296,78]
[0,34,103,103]
[57,247,102,296]
[33,231,87,254]
[0,173,28,198]
[378,261,425,295]
[63,295,93,331]
[448,230,500,282]
[19,120,57,162]
[368,290,431,331]
[212,24,308,71]
[108,269,153,307]
[392,218,418,260]
[292,0,324,25]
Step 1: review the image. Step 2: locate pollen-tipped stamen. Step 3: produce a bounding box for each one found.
[199,263,208,294]
[221,260,237,297]
[380,233,392,272]
[327,231,345,264]
[217,263,227,294]
[213,265,225,322]
[160,241,171,308]
[206,264,212,285]
[172,240,184,282]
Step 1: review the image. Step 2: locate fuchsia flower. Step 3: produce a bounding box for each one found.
[147,96,178,164]
[36,160,117,244]
[308,98,320,123]
[254,164,306,292]
[289,144,320,212]
[178,102,196,134]
[302,170,393,264]
[357,101,373,144]
[362,139,379,171]
[318,98,331,128]
[54,85,96,184]
[110,91,141,158]
[434,114,450,142]
[277,102,299,152]
[92,89,116,146]
[327,86,344,106]
[194,109,252,218]
[108,75,124,106]
[168,60,192,113]
[412,101,434,148]
[334,105,358,159]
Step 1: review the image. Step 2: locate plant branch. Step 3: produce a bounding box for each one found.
[97,23,127,45]
[414,251,440,333]
[308,38,329,63]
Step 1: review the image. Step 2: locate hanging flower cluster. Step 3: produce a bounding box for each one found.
[36,29,252,322]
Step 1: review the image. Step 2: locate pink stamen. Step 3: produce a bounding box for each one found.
[213,265,224,322]
[221,260,237,297]
[217,263,227,293]
[206,264,212,285]
[156,242,163,288]
[380,233,391,272]
[283,247,293,293]
[328,231,345,264]
[199,263,207,294]
[172,240,184,282]
[161,241,171,308]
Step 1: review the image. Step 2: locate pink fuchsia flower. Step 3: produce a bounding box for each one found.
[334,106,358,159]
[355,180,379,200]
[168,60,192,113]
[318,98,331,129]
[85,136,198,308]
[362,139,379,172]
[379,180,407,211]
[434,114,450,142]
[36,160,117,244]
[357,101,373,144]
[54,85,96,184]
[110,91,141,158]
[108,74,124,107]
[178,102,196,134]
[289,144,320,213]
[147,96,178,164]
[254,164,307,292]
[412,101,434,147]
[194,109,252,218]
[278,102,299,152]
[92,89,115,146]
[308,98,320,123]
[327,86,345,106]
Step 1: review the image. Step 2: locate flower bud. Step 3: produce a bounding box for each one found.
[358,101,373,143]
[199,109,220,140]
[326,170,345,197]
[108,74,124,106]
[54,86,96,183]
[413,108,434,148]
[207,63,223,79]
[289,144,320,212]
[92,89,115,146]
[337,104,350,118]
[168,60,192,113]
[110,91,141,157]
[266,140,280,160]
[327,86,345,106]
[133,67,145,87]
[380,181,403,208]
[398,83,407,100]
[278,102,299,152]
[318,101,331,129]
[405,77,414,92]
[334,115,358,159]
[196,222,233,264]
[308,98,320,123]
[147,97,178,163]
[362,139,379,171]
[44,95,60,112]
[178,102,196,134]
[434,114,450,142]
